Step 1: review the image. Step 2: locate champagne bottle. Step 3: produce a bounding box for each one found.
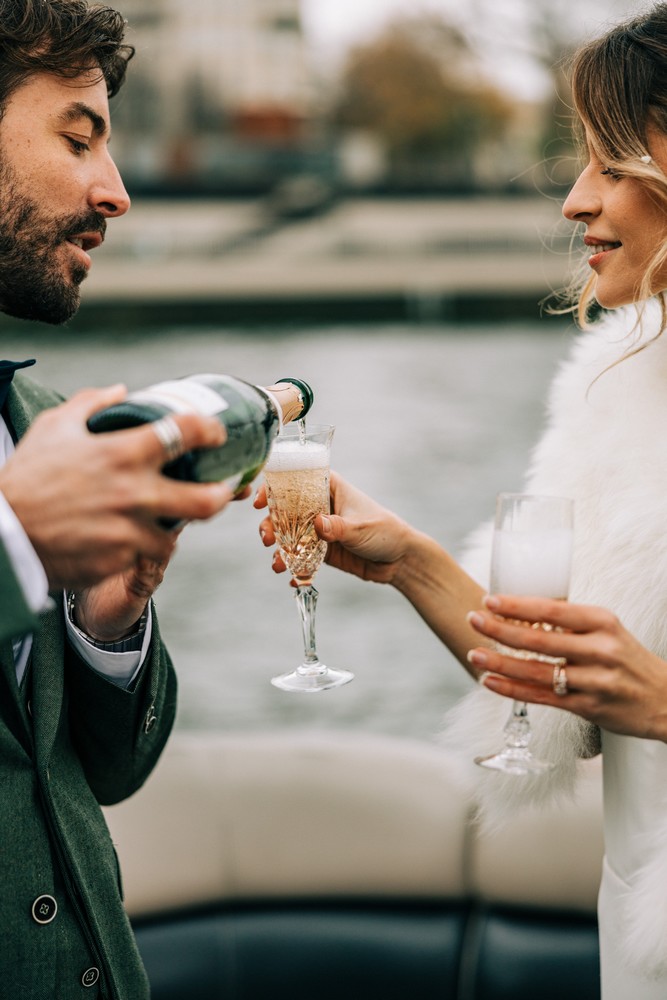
[87,374,314,493]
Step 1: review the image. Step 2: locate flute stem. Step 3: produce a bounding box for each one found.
[295,584,325,676]
[271,582,354,692]
[503,700,532,750]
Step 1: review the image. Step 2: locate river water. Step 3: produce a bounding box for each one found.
[2,318,573,741]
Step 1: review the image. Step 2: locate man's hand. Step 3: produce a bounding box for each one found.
[72,550,176,641]
[0,385,234,591]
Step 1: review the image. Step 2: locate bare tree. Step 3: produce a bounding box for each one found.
[462,0,638,75]
[333,14,514,189]
[456,0,640,186]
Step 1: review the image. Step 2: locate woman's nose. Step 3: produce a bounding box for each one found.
[562,166,601,222]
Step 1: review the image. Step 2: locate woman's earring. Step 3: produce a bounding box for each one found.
[640,154,652,164]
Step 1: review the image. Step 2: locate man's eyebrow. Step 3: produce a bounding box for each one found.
[56,101,108,138]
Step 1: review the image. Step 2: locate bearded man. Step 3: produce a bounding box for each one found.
[0,3,233,996]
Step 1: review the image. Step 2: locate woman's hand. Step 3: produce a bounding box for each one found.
[467,594,667,741]
[254,471,415,585]
[255,470,486,669]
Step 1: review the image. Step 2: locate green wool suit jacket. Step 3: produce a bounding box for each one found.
[1,373,177,999]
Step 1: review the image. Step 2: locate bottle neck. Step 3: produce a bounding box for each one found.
[264,382,306,425]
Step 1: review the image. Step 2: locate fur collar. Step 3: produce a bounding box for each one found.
[440,302,667,978]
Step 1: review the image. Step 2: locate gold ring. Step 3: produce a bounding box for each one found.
[152,416,184,464]
[553,663,568,696]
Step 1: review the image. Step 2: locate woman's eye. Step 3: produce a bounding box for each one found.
[601,166,621,179]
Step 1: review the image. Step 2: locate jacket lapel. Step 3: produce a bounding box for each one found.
[6,380,38,439]
[0,637,32,756]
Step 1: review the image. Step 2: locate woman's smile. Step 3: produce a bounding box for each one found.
[563,132,667,308]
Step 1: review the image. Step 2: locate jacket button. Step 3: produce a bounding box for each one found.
[31,894,58,924]
[81,967,100,988]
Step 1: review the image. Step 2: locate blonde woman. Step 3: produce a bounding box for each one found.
[257,4,667,997]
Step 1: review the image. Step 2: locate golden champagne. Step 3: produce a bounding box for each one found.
[264,461,329,586]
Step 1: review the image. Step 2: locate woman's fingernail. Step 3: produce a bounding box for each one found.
[467,649,488,668]
[483,594,501,611]
[467,611,484,629]
[320,516,331,533]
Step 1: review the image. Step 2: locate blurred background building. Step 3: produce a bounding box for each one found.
[115,0,328,198]
[109,0,609,200]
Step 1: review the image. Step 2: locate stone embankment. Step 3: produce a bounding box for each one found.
[79,196,575,325]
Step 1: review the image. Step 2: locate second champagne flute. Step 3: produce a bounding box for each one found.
[475,492,574,776]
[265,423,353,693]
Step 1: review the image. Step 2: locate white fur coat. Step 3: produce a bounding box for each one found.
[440,302,667,978]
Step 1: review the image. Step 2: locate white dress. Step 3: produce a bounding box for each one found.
[441,304,667,996]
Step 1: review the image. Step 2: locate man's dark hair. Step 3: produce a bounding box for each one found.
[0,0,134,115]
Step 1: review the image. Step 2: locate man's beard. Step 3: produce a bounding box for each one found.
[0,160,105,325]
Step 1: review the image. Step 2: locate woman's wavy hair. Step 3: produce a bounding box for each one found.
[0,0,134,117]
[568,3,667,335]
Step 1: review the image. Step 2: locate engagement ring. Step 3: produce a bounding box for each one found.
[552,664,568,696]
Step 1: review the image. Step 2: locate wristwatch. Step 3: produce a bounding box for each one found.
[66,591,148,653]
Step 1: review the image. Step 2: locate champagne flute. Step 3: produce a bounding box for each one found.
[265,423,353,693]
[475,493,574,776]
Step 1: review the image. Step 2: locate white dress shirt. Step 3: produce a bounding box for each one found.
[0,414,150,688]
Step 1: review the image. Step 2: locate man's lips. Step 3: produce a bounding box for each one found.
[67,232,103,252]
[65,231,103,269]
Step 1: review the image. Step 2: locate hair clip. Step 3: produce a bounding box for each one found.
[640,154,652,163]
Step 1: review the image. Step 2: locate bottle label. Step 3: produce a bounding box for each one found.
[127,379,229,417]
